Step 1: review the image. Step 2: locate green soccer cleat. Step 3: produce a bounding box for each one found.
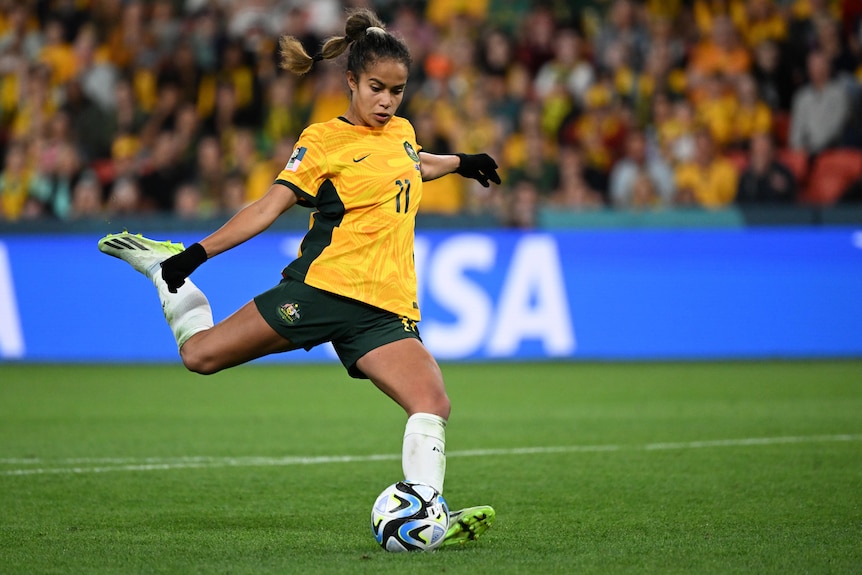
[443,505,496,547]
[98,232,184,278]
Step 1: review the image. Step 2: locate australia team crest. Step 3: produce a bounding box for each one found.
[403,141,420,162]
[278,302,301,324]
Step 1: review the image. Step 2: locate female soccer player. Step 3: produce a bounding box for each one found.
[98,8,500,547]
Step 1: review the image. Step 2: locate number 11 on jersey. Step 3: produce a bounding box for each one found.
[395,179,411,213]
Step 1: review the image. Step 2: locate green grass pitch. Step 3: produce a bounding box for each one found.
[1,360,860,574]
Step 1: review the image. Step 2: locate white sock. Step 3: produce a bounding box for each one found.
[152,274,214,350]
[402,412,447,493]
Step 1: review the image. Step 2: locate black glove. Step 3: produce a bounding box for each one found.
[455,153,501,187]
[161,243,207,293]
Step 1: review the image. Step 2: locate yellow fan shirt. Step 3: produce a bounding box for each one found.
[274,116,424,320]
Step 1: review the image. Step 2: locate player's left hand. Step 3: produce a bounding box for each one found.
[455,153,501,187]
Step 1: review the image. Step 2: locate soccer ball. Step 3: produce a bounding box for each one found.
[371,481,449,552]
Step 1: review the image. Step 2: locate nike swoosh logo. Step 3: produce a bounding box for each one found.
[353,154,371,162]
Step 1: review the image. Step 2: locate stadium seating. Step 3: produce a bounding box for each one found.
[724,147,808,186]
[775,148,809,186]
[802,149,862,205]
[726,150,749,173]
[772,112,791,148]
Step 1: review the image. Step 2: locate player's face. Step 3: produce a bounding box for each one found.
[345,58,408,128]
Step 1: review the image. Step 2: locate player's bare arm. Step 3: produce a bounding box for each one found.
[199,184,299,258]
[418,151,460,181]
[420,151,501,187]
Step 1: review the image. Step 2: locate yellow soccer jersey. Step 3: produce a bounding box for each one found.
[274,116,424,320]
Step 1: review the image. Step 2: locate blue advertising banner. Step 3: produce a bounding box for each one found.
[1,227,860,363]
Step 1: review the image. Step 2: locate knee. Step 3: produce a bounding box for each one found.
[424,363,451,420]
[179,342,221,375]
[437,394,452,420]
[423,391,451,421]
[402,386,450,420]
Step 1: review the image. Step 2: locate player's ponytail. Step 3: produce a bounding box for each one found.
[278,8,409,77]
[278,35,316,76]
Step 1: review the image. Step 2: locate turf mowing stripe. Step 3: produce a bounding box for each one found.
[2,434,860,477]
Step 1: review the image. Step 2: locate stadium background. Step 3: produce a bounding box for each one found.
[1,5,861,573]
[1,0,861,363]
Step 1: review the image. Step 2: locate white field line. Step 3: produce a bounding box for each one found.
[1,434,860,477]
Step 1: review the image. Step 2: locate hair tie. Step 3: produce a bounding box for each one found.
[366,26,385,35]
[312,52,324,62]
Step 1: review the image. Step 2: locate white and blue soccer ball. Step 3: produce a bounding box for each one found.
[371,481,449,552]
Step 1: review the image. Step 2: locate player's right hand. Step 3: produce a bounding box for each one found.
[161,243,208,293]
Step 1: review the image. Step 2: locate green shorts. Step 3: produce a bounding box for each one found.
[253,277,422,379]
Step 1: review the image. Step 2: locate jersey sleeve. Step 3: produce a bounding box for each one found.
[274,127,330,206]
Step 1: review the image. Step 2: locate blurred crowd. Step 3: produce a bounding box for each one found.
[2,0,862,227]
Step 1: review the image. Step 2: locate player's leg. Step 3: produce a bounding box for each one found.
[356,338,449,492]
[179,300,297,374]
[98,232,297,373]
[356,337,450,419]
[356,339,496,546]
[98,233,215,349]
